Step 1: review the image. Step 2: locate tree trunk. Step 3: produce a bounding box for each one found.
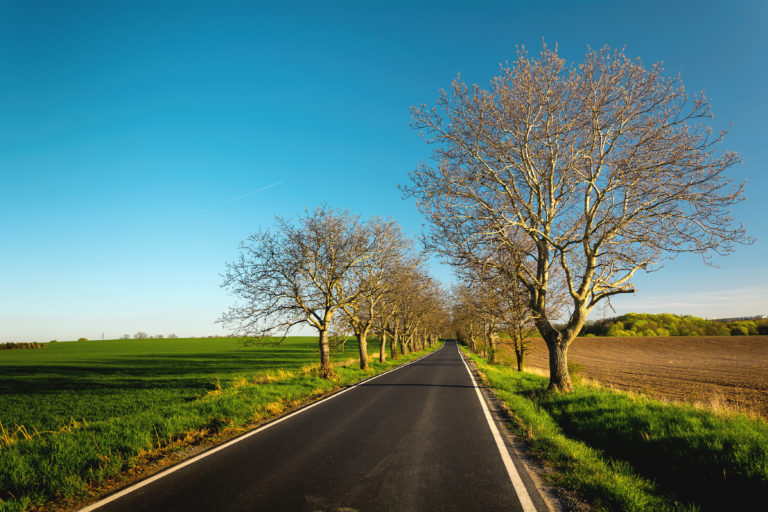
[515,342,524,372]
[400,334,408,355]
[513,329,524,371]
[391,324,400,359]
[318,329,333,378]
[487,334,497,364]
[357,332,369,370]
[379,332,387,363]
[545,335,573,392]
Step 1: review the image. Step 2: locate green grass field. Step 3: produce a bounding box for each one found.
[0,337,439,512]
[463,348,768,511]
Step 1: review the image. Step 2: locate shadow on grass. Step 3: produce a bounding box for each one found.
[533,389,768,511]
[0,348,333,395]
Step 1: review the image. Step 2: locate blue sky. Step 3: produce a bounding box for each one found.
[1,0,766,341]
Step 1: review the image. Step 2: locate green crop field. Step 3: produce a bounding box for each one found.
[0,337,438,512]
[0,337,350,431]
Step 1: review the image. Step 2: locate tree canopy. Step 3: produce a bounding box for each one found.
[581,313,767,337]
[404,44,751,391]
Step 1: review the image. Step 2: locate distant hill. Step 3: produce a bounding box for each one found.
[579,313,768,337]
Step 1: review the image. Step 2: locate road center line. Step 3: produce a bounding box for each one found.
[457,343,537,512]
[79,344,444,512]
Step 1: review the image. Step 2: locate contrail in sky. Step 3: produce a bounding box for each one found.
[224,181,283,204]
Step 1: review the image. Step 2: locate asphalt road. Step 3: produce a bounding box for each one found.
[85,341,548,512]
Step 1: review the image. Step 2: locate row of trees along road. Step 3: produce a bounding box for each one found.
[404,45,751,392]
[220,205,449,378]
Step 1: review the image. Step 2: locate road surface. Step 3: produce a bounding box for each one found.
[84,341,548,511]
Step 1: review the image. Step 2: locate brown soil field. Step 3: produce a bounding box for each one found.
[495,336,768,418]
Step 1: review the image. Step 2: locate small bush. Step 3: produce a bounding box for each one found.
[77,338,88,342]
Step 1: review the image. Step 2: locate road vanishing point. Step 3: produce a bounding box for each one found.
[82,341,549,512]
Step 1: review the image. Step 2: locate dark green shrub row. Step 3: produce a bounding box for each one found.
[0,343,45,351]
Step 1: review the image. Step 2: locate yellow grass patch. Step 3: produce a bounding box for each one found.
[251,369,295,384]
[263,401,284,416]
[231,376,248,389]
[0,417,90,448]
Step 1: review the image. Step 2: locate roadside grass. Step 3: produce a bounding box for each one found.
[0,337,440,512]
[462,348,768,511]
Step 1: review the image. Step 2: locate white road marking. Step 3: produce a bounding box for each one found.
[457,343,538,512]
[79,344,444,511]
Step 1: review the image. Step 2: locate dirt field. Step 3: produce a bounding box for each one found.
[496,336,768,418]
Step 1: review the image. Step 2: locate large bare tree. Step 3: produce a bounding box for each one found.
[404,45,750,391]
[220,205,379,378]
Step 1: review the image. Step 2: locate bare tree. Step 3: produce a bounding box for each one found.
[397,271,444,354]
[134,332,148,340]
[341,218,413,370]
[451,285,482,351]
[469,246,555,371]
[120,334,130,340]
[501,271,537,372]
[373,255,425,360]
[404,44,750,391]
[220,206,383,378]
[451,270,509,363]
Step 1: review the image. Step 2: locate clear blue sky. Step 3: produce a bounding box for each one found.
[1,0,766,341]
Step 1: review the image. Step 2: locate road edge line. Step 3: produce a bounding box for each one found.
[457,343,538,512]
[78,343,445,512]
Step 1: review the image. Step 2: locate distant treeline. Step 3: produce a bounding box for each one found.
[580,313,768,337]
[0,342,46,350]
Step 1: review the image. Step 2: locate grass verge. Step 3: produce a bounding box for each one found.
[0,338,441,512]
[462,347,768,511]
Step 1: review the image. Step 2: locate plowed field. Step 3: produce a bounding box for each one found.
[497,336,768,418]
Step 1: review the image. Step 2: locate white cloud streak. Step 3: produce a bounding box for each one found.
[223,181,283,204]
